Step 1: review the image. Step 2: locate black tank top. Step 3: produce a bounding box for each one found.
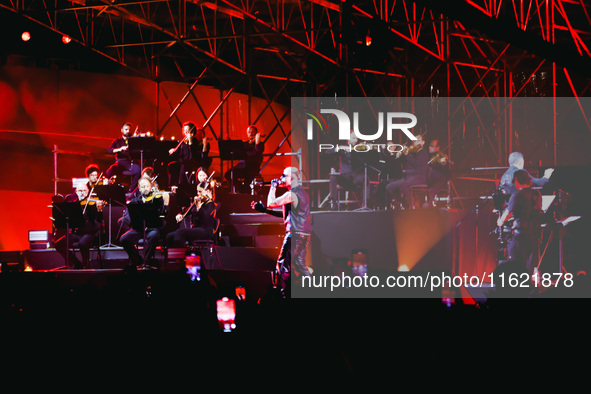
[284,185,311,234]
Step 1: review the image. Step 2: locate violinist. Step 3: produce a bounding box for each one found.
[54,182,104,269]
[120,177,170,269]
[197,167,218,200]
[167,121,211,186]
[426,139,451,206]
[224,125,265,193]
[85,164,102,190]
[120,167,161,236]
[106,122,141,192]
[128,166,160,200]
[386,134,428,209]
[166,181,219,247]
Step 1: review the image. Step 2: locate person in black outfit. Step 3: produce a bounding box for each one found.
[118,167,161,238]
[224,125,265,193]
[499,151,553,197]
[497,169,543,277]
[386,134,428,209]
[106,122,141,191]
[120,177,170,269]
[327,132,366,210]
[251,166,312,298]
[426,139,451,206]
[168,121,211,186]
[167,181,219,247]
[85,164,102,190]
[54,182,103,269]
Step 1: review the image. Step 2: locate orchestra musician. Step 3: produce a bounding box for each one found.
[106,122,141,192]
[54,182,104,269]
[224,125,265,193]
[61,164,102,203]
[168,121,211,186]
[426,139,451,206]
[120,177,170,269]
[326,132,365,211]
[85,164,102,190]
[167,181,219,247]
[128,166,160,200]
[496,169,543,278]
[499,152,553,197]
[251,167,312,298]
[197,167,218,200]
[119,167,161,237]
[386,134,428,210]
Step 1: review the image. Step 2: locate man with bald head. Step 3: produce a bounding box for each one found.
[499,151,553,197]
[54,182,103,269]
[252,166,312,298]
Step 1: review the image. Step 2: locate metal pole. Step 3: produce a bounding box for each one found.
[54,144,58,195]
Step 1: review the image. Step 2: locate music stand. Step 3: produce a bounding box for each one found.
[354,150,381,212]
[128,202,163,230]
[95,184,126,248]
[52,202,85,268]
[127,136,157,172]
[127,202,163,264]
[219,140,247,194]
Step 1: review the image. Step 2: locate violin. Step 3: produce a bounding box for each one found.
[143,191,165,202]
[406,143,424,154]
[429,151,449,165]
[177,172,215,222]
[80,197,106,214]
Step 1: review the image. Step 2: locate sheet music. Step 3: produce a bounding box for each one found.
[541,195,555,213]
[558,216,581,226]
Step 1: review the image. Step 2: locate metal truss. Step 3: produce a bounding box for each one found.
[2,0,591,193]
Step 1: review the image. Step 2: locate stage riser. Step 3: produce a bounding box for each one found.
[23,246,278,272]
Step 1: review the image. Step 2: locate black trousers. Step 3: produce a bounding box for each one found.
[224,162,259,192]
[507,227,540,276]
[55,232,96,268]
[277,232,311,297]
[166,227,213,247]
[386,174,426,208]
[106,159,141,191]
[120,227,161,266]
[329,173,365,208]
[168,160,202,186]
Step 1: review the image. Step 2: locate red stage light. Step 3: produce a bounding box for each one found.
[21,32,31,42]
[62,35,72,44]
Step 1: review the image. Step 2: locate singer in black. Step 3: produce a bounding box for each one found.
[54,182,103,269]
[167,181,219,247]
[497,170,543,276]
[168,121,211,186]
[251,166,312,298]
[106,122,141,191]
[120,177,170,269]
[386,134,428,209]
